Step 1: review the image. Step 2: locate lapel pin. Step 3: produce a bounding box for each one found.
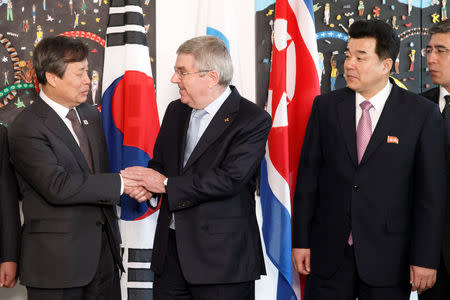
[387,135,399,144]
[224,117,229,122]
[83,120,89,126]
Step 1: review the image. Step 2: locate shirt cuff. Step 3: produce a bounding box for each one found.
[119,174,124,195]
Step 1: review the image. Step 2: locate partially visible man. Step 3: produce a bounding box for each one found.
[292,20,447,300]
[420,19,450,300]
[122,36,270,300]
[8,36,132,300]
[0,125,20,289]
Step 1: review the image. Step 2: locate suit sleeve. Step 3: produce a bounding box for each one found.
[165,110,272,211]
[410,103,447,269]
[292,97,322,249]
[8,115,120,207]
[0,127,21,263]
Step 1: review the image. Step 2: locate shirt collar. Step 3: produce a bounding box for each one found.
[355,81,392,112]
[200,86,231,116]
[439,86,450,101]
[40,89,78,121]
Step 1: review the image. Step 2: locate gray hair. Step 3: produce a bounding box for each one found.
[177,36,233,87]
[429,19,450,36]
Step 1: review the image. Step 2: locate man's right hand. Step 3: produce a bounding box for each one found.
[292,248,311,275]
[0,262,17,288]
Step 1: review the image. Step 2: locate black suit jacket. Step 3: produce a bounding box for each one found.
[0,126,20,264]
[149,86,270,284]
[8,97,122,288]
[421,87,450,272]
[293,81,447,286]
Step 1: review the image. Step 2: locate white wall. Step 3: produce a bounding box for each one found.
[155,0,256,120]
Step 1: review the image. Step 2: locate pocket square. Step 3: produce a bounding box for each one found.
[387,136,399,144]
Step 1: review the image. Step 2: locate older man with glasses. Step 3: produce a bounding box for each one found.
[420,19,450,300]
[121,36,271,300]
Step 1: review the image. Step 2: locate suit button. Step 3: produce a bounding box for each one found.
[353,185,359,191]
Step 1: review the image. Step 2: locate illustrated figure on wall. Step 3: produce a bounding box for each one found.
[82,0,86,14]
[318,52,325,82]
[324,3,330,25]
[392,15,399,29]
[409,49,416,71]
[32,4,36,23]
[443,0,448,20]
[395,53,400,74]
[34,25,43,47]
[42,0,46,11]
[330,52,339,91]
[358,0,365,16]
[408,0,413,16]
[90,70,99,106]
[74,11,79,29]
[6,0,13,22]
[18,60,34,83]
[3,71,9,85]
[432,0,440,5]
[373,6,380,18]
[69,0,73,15]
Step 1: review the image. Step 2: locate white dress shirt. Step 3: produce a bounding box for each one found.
[439,86,450,113]
[355,81,393,133]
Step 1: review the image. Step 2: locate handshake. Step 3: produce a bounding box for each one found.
[120,166,167,203]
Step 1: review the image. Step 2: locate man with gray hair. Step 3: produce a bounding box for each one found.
[121,36,270,299]
[420,19,450,300]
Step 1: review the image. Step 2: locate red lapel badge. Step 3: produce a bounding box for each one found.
[387,135,399,144]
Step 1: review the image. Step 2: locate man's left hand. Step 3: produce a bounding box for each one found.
[0,262,17,288]
[410,265,437,294]
[121,167,166,194]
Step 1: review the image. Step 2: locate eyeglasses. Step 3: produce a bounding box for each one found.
[173,68,211,79]
[421,46,450,57]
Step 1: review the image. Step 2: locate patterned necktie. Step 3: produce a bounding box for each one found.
[66,109,93,173]
[442,95,450,147]
[356,101,374,164]
[349,100,373,245]
[183,109,208,167]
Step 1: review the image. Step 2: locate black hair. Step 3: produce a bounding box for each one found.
[33,35,89,85]
[348,20,400,61]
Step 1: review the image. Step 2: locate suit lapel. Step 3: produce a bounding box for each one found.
[359,83,399,165]
[182,89,239,172]
[337,88,358,167]
[35,98,91,174]
[421,87,440,105]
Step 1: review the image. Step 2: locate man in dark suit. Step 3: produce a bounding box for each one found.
[0,125,20,289]
[419,19,450,300]
[121,36,270,300]
[7,36,134,300]
[292,20,447,300]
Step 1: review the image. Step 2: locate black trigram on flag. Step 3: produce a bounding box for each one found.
[122,248,154,299]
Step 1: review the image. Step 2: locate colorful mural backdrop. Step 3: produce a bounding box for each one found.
[255,0,445,103]
[0,0,155,127]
